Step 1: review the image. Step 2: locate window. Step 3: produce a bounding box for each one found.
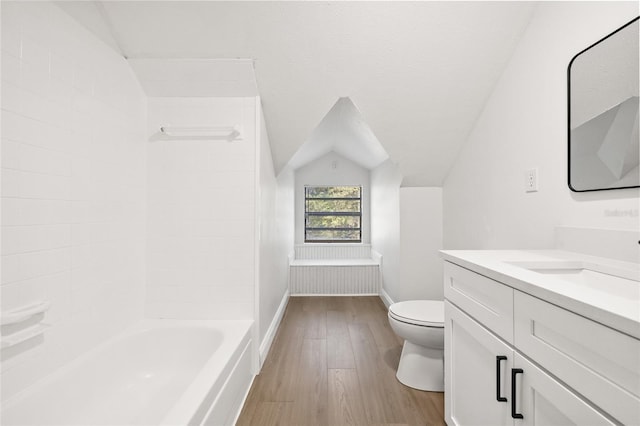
[305,186,362,243]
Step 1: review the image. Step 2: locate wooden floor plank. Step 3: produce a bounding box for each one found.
[254,325,304,402]
[327,333,356,369]
[348,322,407,424]
[326,309,349,335]
[327,310,356,369]
[237,296,444,426]
[299,296,328,339]
[290,338,328,425]
[245,401,294,426]
[425,392,447,425]
[370,314,403,350]
[325,295,349,311]
[328,368,368,425]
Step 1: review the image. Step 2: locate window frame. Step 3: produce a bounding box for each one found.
[304,185,362,243]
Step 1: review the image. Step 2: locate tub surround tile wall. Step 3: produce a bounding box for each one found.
[145,97,258,320]
[145,96,292,365]
[1,1,293,404]
[1,2,147,401]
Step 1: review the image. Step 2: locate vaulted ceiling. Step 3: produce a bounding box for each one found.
[56,1,536,186]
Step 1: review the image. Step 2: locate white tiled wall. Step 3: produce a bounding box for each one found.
[1,2,147,401]
[146,97,257,319]
[258,105,292,355]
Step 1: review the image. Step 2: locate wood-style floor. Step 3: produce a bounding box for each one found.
[236,296,445,426]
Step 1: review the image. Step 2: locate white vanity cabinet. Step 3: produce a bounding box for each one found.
[444,260,638,426]
[445,301,615,426]
[445,300,513,425]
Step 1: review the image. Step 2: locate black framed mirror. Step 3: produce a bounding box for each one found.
[568,17,639,192]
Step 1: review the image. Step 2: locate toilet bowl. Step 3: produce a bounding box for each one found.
[388,300,444,392]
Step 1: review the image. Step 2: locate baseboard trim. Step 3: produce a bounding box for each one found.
[291,293,379,297]
[379,287,394,308]
[259,289,290,369]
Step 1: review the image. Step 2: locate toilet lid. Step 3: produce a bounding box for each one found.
[389,300,444,327]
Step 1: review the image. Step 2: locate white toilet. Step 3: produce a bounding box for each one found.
[388,300,444,392]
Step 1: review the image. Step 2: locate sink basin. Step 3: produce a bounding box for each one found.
[506,260,640,301]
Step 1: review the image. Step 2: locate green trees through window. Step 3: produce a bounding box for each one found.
[305,186,362,242]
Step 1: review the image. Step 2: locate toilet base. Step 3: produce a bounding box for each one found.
[396,340,444,392]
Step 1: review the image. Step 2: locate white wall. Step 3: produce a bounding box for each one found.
[257,105,292,360]
[146,97,256,319]
[1,1,147,401]
[371,163,444,304]
[443,2,640,250]
[294,151,370,244]
[370,161,402,302]
[399,187,443,301]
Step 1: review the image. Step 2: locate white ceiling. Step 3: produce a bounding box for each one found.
[128,58,259,97]
[56,1,536,186]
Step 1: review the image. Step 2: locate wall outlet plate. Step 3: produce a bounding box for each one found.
[525,168,538,192]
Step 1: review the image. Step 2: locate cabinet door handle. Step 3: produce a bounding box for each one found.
[496,356,507,402]
[511,368,524,419]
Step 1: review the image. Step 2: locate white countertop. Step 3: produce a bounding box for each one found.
[440,249,640,339]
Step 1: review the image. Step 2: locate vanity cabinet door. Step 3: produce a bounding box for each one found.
[513,353,616,426]
[445,301,513,426]
[514,291,640,425]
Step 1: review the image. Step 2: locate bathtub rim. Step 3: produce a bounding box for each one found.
[161,319,253,425]
[1,318,254,425]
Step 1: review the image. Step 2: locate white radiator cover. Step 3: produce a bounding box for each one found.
[289,265,381,295]
[289,245,381,295]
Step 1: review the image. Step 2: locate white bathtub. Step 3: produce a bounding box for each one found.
[1,319,254,426]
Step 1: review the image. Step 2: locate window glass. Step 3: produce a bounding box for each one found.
[305,186,362,243]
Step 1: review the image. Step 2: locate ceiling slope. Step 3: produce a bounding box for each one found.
[288,97,389,171]
[56,1,535,186]
[128,58,258,97]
